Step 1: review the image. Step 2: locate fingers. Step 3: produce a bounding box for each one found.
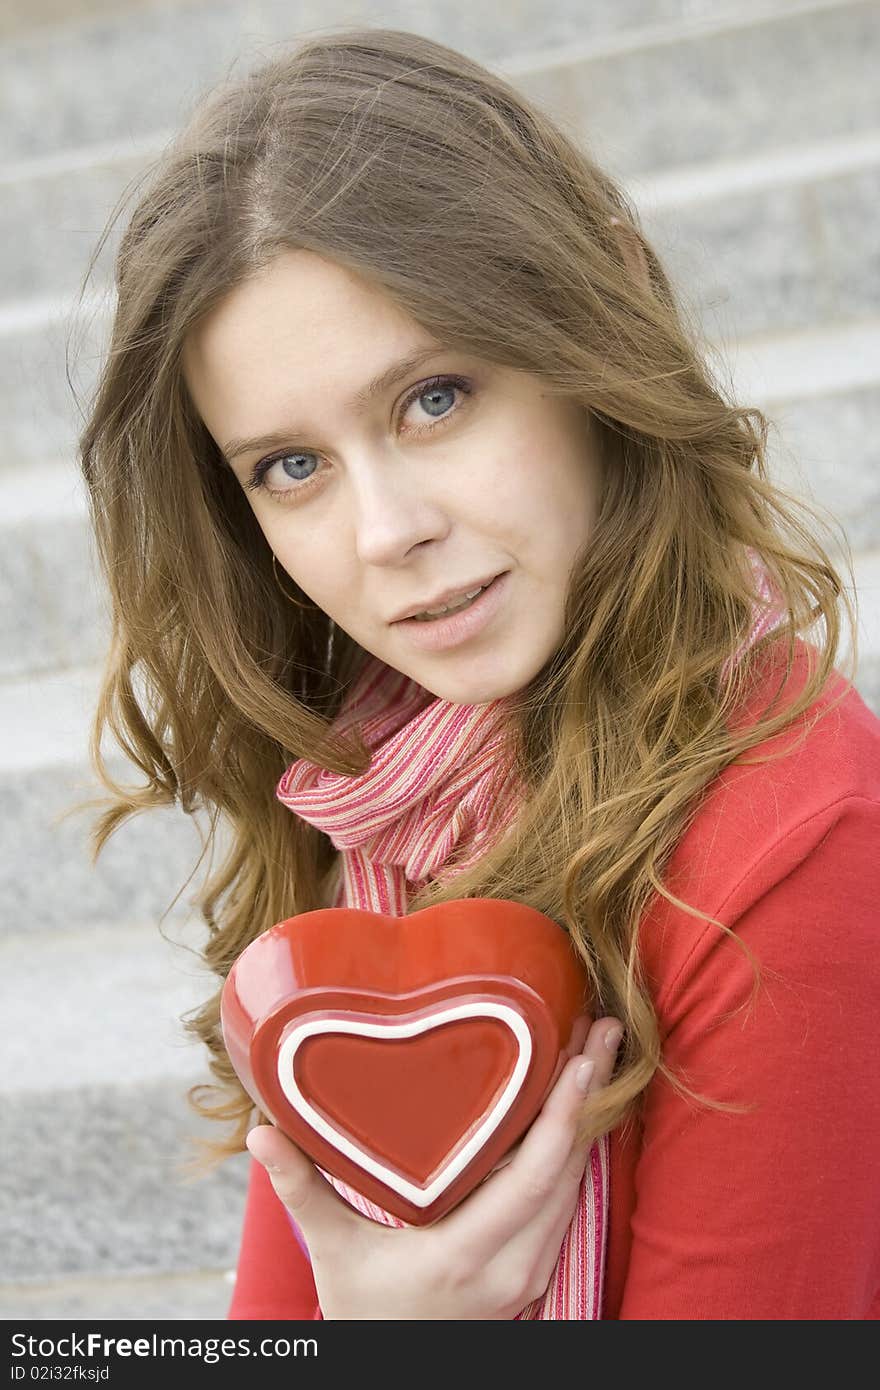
[246,1124,365,1242]
[514,1014,623,1177]
[486,1016,616,1176]
[448,1017,624,1257]
[570,1015,624,1106]
[537,1017,622,1184]
[522,1014,623,1153]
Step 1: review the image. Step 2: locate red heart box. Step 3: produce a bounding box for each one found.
[221,898,588,1225]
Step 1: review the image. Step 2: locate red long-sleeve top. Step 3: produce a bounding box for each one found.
[228,643,880,1319]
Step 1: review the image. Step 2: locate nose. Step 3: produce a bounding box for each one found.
[348,448,450,568]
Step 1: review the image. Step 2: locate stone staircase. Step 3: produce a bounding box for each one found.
[1,0,878,1320]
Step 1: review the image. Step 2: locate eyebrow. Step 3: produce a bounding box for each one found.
[220,345,446,464]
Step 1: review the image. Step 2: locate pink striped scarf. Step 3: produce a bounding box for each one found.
[275,551,786,1319]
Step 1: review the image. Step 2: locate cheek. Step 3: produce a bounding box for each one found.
[474,425,540,527]
[258,513,356,611]
[478,421,596,553]
[244,502,310,581]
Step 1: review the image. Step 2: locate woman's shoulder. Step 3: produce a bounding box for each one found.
[639,638,880,1000]
[727,634,880,793]
[711,637,880,847]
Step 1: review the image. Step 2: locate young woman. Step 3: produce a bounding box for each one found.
[78,28,880,1319]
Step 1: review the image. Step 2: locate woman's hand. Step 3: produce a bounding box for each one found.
[246,1015,624,1320]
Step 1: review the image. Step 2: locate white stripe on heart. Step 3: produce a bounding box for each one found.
[275,1001,532,1207]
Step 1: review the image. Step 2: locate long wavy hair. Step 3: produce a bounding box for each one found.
[77,27,858,1169]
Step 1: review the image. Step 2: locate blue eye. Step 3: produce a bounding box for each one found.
[245,451,319,493]
[417,382,457,417]
[277,453,318,482]
[401,374,471,429]
[279,455,316,483]
[244,373,472,500]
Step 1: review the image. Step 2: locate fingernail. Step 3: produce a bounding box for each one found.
[575,1060,595,1095]
[604,1024,624,1053]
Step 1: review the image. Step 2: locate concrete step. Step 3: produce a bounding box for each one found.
[517,1,880,178]
[2,1077,249,1282]
[0,471,106,680]
[640,150,880,344]
[0,1268,235,1321]
[0,658,214,930]
[2,1,857,164]
[0,723,211,932]
[2,918,215,1092]
[0,920,249,1282]
[2,136,878,466]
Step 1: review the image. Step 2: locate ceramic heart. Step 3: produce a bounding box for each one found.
[220,898,588,1225]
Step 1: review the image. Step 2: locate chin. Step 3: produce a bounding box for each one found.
[413,658,539,707]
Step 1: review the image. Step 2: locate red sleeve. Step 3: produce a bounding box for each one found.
[619,797,880,1319]
[227,1157,320,1319]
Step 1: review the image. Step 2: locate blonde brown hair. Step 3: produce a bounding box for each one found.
[78,27,858,1166]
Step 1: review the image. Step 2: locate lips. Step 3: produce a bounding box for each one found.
[220,898,588,1225]
[393,572,502,622]
[391,570,509,652]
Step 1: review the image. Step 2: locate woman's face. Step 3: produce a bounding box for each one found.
[183,249,604,704]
